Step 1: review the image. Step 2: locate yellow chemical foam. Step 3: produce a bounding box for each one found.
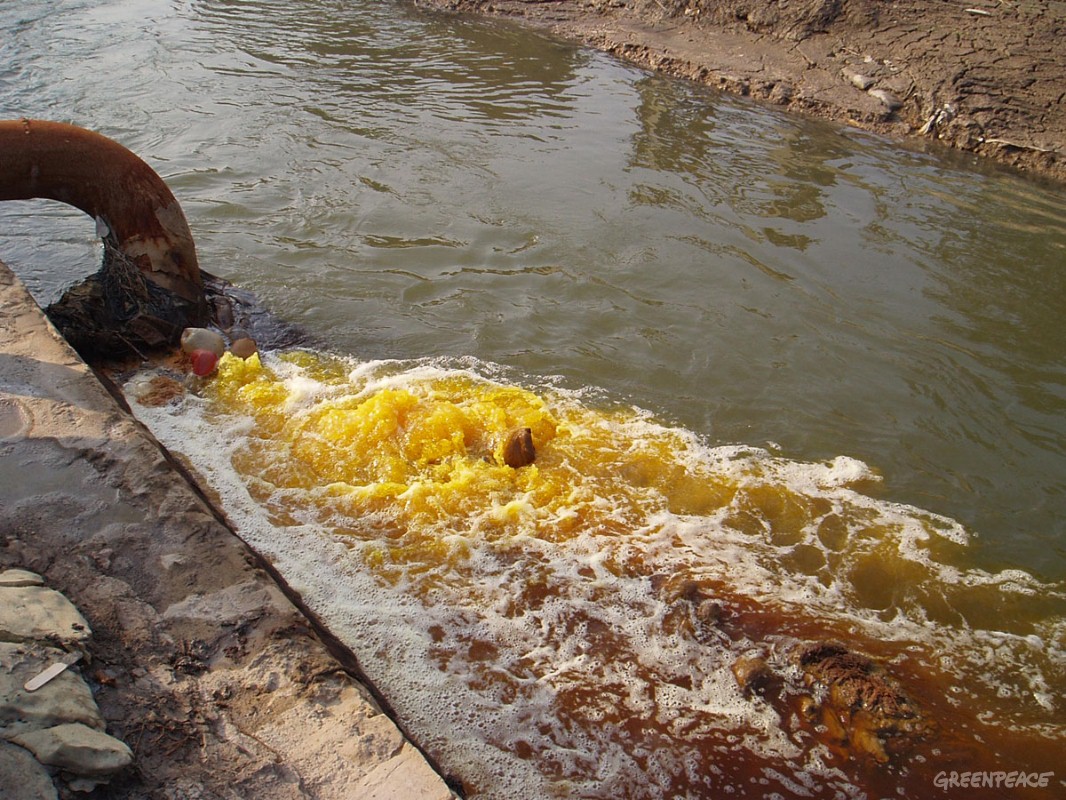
[207,351,742,568]
[201,350,1062,641]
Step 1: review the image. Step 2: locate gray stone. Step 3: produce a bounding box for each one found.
[0,740,58,800]
[842,67,874,91]
[0,586,91,643]
[163,580,283,627]
[0,642,103,737]
[867,87,902,111]
[12,722,132,778]
[0,569,45,588]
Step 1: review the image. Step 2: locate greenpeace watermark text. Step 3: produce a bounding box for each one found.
[933,771,1054,791]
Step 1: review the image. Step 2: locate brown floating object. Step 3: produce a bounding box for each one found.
[502,427,536,468]
[793,641,930,762]
[731,655,774,696]
[0,118,207,319]
[230,337,258,359]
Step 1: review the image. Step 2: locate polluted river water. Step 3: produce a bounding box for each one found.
[122,346,1063,798]
[1,0,1064,797]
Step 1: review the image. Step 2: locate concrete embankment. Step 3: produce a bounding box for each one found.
[0,258,457,799]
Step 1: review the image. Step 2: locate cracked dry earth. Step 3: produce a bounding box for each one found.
[416,0,1065,183]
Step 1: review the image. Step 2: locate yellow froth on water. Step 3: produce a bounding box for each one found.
[199,350,1062,646]
[201,350,975,612]
[207,352,737,564]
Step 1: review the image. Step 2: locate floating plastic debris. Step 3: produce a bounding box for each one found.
[180,327,225,358]
[189,349,220,377]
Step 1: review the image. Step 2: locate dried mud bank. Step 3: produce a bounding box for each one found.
[414,0,1065,183]
[0,259,458,800]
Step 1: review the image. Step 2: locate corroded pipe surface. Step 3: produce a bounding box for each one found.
[0,119,205,313]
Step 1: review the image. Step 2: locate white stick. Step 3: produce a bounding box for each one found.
[24,654,81,692]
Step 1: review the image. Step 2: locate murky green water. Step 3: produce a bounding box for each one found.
[2,0,1065,794]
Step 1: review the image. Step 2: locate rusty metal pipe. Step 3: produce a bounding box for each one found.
[0,119,206,316]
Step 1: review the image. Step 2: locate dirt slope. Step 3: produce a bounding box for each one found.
[415,0,1065,183]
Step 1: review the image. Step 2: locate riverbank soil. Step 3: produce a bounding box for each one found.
[414,0,1065,183]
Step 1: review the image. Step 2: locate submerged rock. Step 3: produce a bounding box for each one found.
[655,577,726,643]
[731,655,774,697]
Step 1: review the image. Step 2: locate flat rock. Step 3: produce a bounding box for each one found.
[354,743,457,800]
[254,687,406,795]
[0,585,91,643]
[841,67,875,91]
[0,740,58,800]
[12,722,132,778]
[868,87,903,111]
[162,579,285,627]
[0,569,45,588]
[0,642,103,737]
